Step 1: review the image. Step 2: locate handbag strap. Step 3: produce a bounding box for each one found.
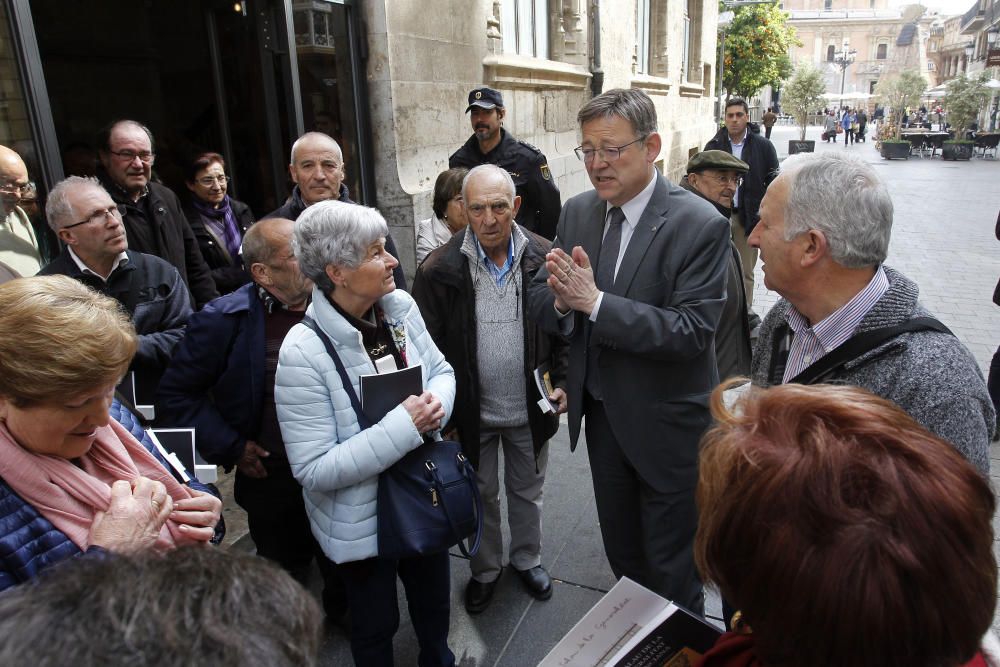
[426,458,484,558]
[788,316,952,385]
[301,315,374,429]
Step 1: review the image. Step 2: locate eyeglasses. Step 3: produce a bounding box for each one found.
[0,180,35,197]
[465,200,511,217]
[574,136,647,163]
[196,175,230,187]
[63,205,123,230]
[109,150,155,164]
[708,174,744,187]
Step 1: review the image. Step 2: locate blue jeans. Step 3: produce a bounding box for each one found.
[340,550,455,667]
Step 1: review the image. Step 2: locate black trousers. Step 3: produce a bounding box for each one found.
[583,394,704,614]
[234,460,347,614]
[340,552,455,667]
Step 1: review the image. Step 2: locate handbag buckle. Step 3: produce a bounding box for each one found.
[424,461,437,472]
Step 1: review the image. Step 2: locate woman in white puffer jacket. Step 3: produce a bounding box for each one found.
[276,200,457,667]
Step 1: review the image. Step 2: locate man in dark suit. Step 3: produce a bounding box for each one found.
[527,89,730,612]
[704,98,780,308]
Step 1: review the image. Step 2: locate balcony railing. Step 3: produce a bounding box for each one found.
[960,0,984,33]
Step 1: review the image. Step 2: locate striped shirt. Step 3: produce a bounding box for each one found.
[781,266,890,383]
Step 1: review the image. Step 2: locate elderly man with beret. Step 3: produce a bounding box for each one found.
[681,150,753,380]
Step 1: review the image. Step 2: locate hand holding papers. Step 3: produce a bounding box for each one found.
[360,363,444,434]
[534,362,564,414]
[539,577,721,667]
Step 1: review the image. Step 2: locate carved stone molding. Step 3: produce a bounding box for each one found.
[630,74,672,94]
[483,53,592,90]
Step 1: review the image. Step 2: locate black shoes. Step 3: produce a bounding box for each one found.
[515,565,553,601]
[465,566,554,613]
[465,570,501,614]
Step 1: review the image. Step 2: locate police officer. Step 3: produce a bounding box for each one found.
[449,87,561,240]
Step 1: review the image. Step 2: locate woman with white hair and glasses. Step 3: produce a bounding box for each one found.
[275,200,457,666]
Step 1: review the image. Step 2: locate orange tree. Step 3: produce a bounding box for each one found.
[722,1,799,102]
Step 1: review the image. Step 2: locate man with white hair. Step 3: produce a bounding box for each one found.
[157,217,348,623]
[264,131,406,288]
[413,164,568,613]
[749,151,994,474]
[38,176,191,387]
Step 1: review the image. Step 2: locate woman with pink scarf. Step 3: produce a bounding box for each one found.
[0,275,222,589]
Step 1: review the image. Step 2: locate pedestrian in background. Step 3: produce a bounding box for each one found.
[761,107,777,140]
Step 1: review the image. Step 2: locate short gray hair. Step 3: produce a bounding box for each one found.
[781,152,892,268]
[461,164,516,202]
[292,200,387,292]
[577,88,658,137]
[289,132,342,166]
[45,176,105,231]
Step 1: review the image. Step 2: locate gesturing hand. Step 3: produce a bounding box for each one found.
[89,477,172,552]
[545,246,601,315]
[403,391,445,434]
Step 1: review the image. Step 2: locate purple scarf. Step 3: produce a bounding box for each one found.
[192,195,242,261]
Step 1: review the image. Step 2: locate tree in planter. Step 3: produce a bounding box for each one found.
[781,63,826,141]
[945,72,989,139]
[722,2,799,101]
[875,70,927,141]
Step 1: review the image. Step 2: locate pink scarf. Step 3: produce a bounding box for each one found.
[0,419,200,550]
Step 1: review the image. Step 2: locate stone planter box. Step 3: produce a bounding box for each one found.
[941,141,974,161]
[880,141,910,160]
[788,140,815,154]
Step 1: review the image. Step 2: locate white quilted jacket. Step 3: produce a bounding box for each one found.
[275,287,456,563]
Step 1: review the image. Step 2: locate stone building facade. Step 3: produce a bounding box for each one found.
[365,0,720,277]
[1,0,720,280]
[787,0,903,99]
[781,0,937,107]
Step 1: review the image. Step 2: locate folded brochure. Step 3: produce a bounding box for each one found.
[359,364,423,422]
[538,577,721,667]
[533,361,558,414]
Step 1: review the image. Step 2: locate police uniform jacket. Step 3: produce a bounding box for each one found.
[449,129,562,240]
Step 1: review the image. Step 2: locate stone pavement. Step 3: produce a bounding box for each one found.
[213,122,1000,665]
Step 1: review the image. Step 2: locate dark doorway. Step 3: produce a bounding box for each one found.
[28,0,300,216]
[292,1,375,206]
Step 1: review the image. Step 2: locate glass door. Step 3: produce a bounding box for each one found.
[290,0,373,205]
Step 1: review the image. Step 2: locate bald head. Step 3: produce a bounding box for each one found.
[243,217,293,268]
[290,132,341,165]
[289,133,345,207]
[0,145,29,215]
[243,217,312,309]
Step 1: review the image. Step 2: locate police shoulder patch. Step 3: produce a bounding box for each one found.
[540,164,551,181]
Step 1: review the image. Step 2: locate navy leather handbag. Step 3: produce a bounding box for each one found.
[301,317,483,559]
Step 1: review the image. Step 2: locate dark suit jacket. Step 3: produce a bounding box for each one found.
[527,173,731,492]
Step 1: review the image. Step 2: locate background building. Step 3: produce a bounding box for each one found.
[1,0,720,279]
[776,0,944,110]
